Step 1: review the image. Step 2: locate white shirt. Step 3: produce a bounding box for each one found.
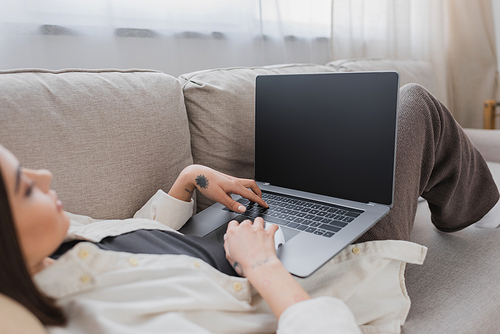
[35,190,427,334]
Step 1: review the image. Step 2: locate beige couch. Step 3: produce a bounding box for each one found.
[0,60,499,334]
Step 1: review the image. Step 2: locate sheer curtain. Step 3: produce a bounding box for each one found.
[331,0,448,104]
[331,0,498,128]
[0,0,333,76]
[0,0,497,128]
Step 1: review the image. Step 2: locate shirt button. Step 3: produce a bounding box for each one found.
[352,247,361,254]
[78,249,89,259]
[80,275,91,284]
[233,282,242,292]
[128,257,139,266]
[193,261,201,268]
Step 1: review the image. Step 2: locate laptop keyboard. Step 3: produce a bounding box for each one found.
[223,191,363,238]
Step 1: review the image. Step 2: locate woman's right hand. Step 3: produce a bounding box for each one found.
[168,164,268,212]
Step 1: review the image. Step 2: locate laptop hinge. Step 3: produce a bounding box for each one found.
[368,202,388,208]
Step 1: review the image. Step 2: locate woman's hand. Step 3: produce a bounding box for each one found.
[224,217,311,319]
[168,164,268,212]
[223,217,279,277]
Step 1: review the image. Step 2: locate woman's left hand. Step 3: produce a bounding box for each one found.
[168,164,268,212]
[223,217,279,277]
[224,217,311,320]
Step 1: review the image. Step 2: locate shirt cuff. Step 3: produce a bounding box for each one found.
[277,297,361,334]
[133,190,194,230]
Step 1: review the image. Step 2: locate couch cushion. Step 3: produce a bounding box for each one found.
[179,64,336,212]
[405,161,500,333]
[464,129,500,163]
[0,69,193,219]
[327,59,437,97]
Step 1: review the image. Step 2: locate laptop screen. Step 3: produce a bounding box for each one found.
[255,71,399,206]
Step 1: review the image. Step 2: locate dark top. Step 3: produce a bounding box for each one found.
[50,229,237,277]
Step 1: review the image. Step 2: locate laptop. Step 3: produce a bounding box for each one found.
[179,71,400,278]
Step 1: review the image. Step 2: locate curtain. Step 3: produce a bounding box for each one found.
[446,0,498,128]
[330,0,498,128]
[0,0,497,128]
[0,0,333,77]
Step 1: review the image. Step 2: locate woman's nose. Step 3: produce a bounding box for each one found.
[22,168,53,193]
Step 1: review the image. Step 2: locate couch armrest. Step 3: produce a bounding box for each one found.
[464,128,500,163]
[0,293,48,334]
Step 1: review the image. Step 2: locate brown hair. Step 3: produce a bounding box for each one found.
[0,164,66,326]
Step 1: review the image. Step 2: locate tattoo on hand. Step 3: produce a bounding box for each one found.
[233,262,244,276]
[195,174,209,189]
[184,188,194,194]
[251,257,270,269]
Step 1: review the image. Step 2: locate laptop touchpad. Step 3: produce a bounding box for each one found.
[205,220,300,245]
[278,226,300,242]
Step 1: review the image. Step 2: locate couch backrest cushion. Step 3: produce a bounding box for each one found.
[0,69,193,219]
[179,64,336,212]
[327,59,437,97]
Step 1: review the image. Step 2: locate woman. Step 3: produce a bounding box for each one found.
[0,147,361,333]
[1,84,499,333]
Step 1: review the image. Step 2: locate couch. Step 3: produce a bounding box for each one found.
[0,59,499,334]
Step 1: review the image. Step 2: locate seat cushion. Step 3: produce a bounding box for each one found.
[405,161,500,333]
[0,69,193,219]
[179,64,336,212]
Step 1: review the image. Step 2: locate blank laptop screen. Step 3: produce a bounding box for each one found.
[254,72,399,206]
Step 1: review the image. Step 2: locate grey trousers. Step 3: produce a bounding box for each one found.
[356,84,499,243]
